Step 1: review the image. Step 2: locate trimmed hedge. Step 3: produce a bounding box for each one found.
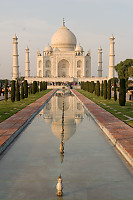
[107,79,111,100]
[4,79,8,101]
[11,80,15,102]
[16,80,20,101]
[104,80,107,99]
[119,78,126,106]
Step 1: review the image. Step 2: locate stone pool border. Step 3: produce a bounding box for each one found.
[72,89,133,168]
[0,89,57,154]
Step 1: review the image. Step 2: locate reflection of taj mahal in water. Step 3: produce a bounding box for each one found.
[12,19,115,83]
[38,91,84,141]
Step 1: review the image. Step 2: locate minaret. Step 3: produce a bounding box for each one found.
[12,34,19,80]
[25,47,30,77]
[109,35,115,79]
[98,47,102,77]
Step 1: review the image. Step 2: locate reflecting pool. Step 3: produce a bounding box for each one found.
[0,90,133,200]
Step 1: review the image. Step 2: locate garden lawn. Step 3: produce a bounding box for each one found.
[77,89,133,128]
[0,90,51,123]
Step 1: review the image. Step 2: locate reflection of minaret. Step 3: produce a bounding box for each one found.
[60,92,65,163]
[12,34,19,80]
[98,47,102,77]
[56,175,63,196]
[25,47,30,77]
[109,35,115,79]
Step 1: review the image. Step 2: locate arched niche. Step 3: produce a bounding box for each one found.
[77,60,82,68]
[77,70,81,77]
[38,60,42,68]
[46,70,51,77]
[46,60,51,68]
[58,59,69,77]
[86,70,89,77]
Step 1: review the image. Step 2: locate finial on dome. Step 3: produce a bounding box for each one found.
[63,18,65,26]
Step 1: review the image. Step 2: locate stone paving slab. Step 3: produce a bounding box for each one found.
[0,90,56,154]
[72,89,133,167]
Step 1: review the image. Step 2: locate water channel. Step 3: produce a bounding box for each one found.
[0,90,133,199]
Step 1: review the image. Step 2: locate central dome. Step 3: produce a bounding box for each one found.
[51,24,77,51]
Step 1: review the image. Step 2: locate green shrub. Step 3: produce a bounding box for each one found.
[100,81,103,96]
[16,80,20,101]
[90,81,95,93]
[21,83,24,99]
[119,78,126,106]
[114,79,117,101]
[11,80,15,102]
[96,81,100,97]
[4,79,8,101]
[104,80,107,99]
[107,79,111,100]
[24,80,28,98]
[32,81,37,94]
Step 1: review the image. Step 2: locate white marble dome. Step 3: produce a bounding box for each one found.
[51,24,77,51]
[51,118,76,141]
[45,44,53,52]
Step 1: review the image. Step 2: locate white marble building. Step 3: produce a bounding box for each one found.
[12,20,115,83]
[37,20,91,80]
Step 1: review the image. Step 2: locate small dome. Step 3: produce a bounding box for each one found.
[110,34,115,40]
[75,45,83,52]
[75,118,83,125]
[51,24,77,51]
[45,44,53,52]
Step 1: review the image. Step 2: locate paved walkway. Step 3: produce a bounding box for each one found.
[0,90,56,154]
[72,89,133,167]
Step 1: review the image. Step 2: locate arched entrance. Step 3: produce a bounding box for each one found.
[58,59,69,77]
[46,70,51,77]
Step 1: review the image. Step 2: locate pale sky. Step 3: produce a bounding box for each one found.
[0,0,133,79]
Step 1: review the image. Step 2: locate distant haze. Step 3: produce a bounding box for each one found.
[0,0,133,79]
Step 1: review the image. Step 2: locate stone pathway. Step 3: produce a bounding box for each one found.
[0,90,56,154]
[72,89,133,167]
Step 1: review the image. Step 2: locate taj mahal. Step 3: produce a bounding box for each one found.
[12,19,115,83]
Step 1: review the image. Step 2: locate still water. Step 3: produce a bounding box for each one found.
[0,90,133,200]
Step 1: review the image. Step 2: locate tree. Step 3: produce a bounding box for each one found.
[11,80,15,102]
[90,81,95,93]
[107,79,111,100]
[96,81,100,97]
[40,82,43,91]
[128,67,133,77]
[32,81,37,94]
[115,59,133,79]
[21,83,24,99]
[24,80,28,98]
[100,81,103,96]
[114,79,117,101]
[104,80,107,99]
[115,59,133,90]
[16,80,20,101]
[119,78,126,106]
[4,79,8,101]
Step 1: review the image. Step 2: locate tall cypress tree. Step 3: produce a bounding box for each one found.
[4,79,8,101]
[96,81,100,97]
[16,80,20,101]
[21,82,24,99]
[90,81,95,93]
[104,80,107,99]
[32,81,36,94]
[100,81,103,96]
[119,78,126,106]
[107,79,111,100]
[11,80,15,102]
[24,80,28,98]
[114,79,117,101]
